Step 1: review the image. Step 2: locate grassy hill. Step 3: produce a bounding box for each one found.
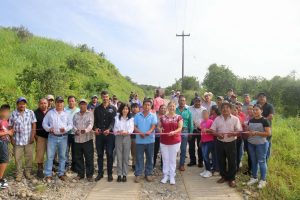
[0,26,145,109]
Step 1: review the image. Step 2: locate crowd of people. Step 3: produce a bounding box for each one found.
[0,88,274,190]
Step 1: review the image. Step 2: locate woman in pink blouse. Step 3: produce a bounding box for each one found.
[157,101,183,185]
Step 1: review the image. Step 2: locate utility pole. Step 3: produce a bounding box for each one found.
[176,30,190,93]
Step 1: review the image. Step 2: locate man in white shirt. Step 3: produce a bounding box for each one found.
[43,96,73,181]
[112,95,118,109]
[170,90,176,102]
[172,91,181,107]
[187,96,206,167]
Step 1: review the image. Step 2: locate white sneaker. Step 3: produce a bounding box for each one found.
[247,178,258,186]
[170,176,175,185]
[203,171,212,178]
[95,165,99,171]
[0,180,9,189]
[113,162,117,167]
[213,171,220,176]
[199,170,207,176]
[239,162,243,168]
[160,175,169,184]
[128,161,132,166]
[257,180,266,189]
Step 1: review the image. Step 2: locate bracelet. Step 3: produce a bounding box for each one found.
[256,131,258,136]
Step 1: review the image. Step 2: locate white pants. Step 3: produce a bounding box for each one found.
[160,142,181,177]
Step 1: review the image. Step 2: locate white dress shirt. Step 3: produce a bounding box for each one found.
[113,116,134,134]
[42,109,73,134]
[188,105,207,128]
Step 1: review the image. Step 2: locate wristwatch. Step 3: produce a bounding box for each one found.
[255,131,258,136]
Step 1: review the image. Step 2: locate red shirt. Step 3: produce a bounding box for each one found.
[236,115,244,137]
[239,112,246,120]
[0,119,9,142]
[154,97,165,111]
[160,115,183,145]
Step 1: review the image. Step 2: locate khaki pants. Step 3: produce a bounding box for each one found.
[35,136,48,163]
[131,138,136,166]
[14,143,34,177]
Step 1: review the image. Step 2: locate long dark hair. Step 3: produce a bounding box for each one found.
[118,103,131,120]
[148,98,154,109]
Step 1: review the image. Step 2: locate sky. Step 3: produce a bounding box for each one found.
[1,0,300,87]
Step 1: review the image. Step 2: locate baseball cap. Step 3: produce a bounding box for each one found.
[228,88,233,92]
[194,96,202,101]
[217,96,224,100]
[176,91,180,94]
[257,92,266,97]
[91,95,98,99]
[231,94,237,98]
[55,96,64,102]
[195,92,199,96]
[113,96,117,100]
[17,97,27,103]
[46,94,54,101]
[131,91,133,93]
[78,99,87,104]
[171,90,174,92]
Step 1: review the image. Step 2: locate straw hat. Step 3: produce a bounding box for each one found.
[202,92,213,99]
[218,101,234,111]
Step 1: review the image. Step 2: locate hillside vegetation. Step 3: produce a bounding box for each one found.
[0,26,145,109]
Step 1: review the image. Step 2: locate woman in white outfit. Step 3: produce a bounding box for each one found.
[113,103,134,182]
[157,101,183,185]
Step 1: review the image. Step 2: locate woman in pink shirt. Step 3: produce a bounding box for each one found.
[210,105,221,175]
[157,101,183,185]
[237,102,246,120]
[199,110,214,178]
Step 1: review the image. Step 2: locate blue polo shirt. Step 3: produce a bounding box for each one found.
[134,111,157,144]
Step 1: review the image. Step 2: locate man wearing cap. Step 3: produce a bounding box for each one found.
[190,92,200,106]
[130,94,142,108]
[42,96,73,181]
[175,95,193,171]
[9,97,37,182]
[216,96,224,106]
[170,90,176,102]
[153,93,165,113]
[129,91,135,102]
[257,92,274,160]
[72,99,94,182]
[242,94,252,114]
[64,96,80,173]
[224,89,234,103]
[211,101,243,188]
[87,95,100,113]
[230,94,239,105]
[34,98,49,178]
[94,91,116,182]
[172,91,181,107]
[112,95,118,109]
[202,92,217,113]
[188,96,206,167]
[46,94,55,109]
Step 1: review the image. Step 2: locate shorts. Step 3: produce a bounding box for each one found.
[35,136,48,163]
[0,141,9,163]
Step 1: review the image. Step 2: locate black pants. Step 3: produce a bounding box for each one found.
[243,139,252,171]
[96,134,115,175]
[154,137,162,168]
[188,130,203,163]
[236,136,242,172]
[74,140,94,178]
[217,140,236,182]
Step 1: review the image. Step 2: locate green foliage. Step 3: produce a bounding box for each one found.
[0,26,145,109]
[202,64,300,117]
[165,76,201,95]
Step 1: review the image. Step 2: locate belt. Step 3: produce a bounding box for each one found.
[51,133,67,137]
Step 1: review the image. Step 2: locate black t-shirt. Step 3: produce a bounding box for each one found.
[248,117,270,128]
[262,102,275,126]
[34,108,49,138]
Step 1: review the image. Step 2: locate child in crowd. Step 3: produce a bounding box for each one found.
[0,105,15,189]
[236,102,246,120]
[199,110,214,178]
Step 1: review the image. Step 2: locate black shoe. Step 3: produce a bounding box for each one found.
[70,167,77,173]
[117,176,122,182]
[37,170,44,178]
[187,161,196,167]
[95,174,103,182]
[243,170,252,176]
[198,162,204,168]
[108,174,113,182]
[53,160,59,166]
[122,176,127,182]
[132,165,135,171]
[52,166,58,172]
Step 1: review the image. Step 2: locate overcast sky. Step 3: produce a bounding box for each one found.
[1,0,299,87]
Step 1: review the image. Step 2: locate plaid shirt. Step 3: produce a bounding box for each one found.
[72,110,94,143]
[9,109,37,145]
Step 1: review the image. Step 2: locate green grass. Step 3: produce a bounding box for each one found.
[34,185,48,193]
[236,116,300,199]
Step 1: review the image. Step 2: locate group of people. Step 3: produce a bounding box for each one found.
[0,88,274,190]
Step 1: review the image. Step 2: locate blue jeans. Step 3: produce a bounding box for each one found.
[266,139,272,160]
[65,134,76,169]
[134,143,154,177]
[248,142,269,181]
[211,139,219,170]
[44,134,68,177]
[96,134,115,175]
[201,141,213,171]
[180,129,189,166]
[239,140,244,164]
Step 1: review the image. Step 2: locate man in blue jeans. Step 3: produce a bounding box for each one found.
[133,99,157,183]
[175,95,193,171]
[42,96,73,181]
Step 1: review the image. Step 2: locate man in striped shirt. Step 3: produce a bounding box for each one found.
[9,97,37,182]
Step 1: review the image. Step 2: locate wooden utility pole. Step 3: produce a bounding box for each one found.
[176,31,190,93]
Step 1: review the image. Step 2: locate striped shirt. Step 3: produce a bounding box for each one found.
[72,110,94,143]
[8,109,37,145]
